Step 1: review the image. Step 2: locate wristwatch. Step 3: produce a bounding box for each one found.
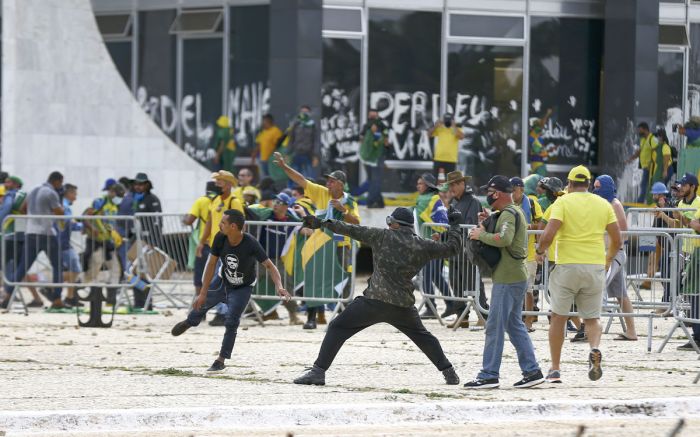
[535,247,545,256]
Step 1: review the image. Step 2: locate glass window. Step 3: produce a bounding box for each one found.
[368,9,441,192]
[529,17,604,168]
[106,41,132,88]
[136,10,178,142]
[182,38,223,167]
[658,51,684,129]
[449,14,524,39]
[228,5,270,152]
[171,9,223,34]
[447,44,523,184]
[321,38,362,187]
[323,8,362,33]
[96,14,132,38]
[659,24,689,46]
[688,23,700,120]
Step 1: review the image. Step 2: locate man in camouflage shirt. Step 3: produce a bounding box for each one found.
[293,207,463,386]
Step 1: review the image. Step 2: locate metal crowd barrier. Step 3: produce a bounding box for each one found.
[1,214,143,317]
[627,207,697,230]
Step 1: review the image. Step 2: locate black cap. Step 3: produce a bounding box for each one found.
[480,175,513,193]
[323,170,347,185]
[388,207,414,227]
[509,177,524,187]
[679,172,699,187]
[133,172,151,187]
[420,173,438,190]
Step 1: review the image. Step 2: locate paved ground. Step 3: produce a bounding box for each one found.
[2,280,700,436]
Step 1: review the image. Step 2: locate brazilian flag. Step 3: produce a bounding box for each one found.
[301,229,349,309]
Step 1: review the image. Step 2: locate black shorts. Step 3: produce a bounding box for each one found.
[194,245,211,287]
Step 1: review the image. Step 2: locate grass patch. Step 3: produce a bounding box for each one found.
[425,392,459,399]
[392,388,413,394]
[153,367,195,377]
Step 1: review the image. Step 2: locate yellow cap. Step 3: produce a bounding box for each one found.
[567,165,591,182]
[216,116,231,128]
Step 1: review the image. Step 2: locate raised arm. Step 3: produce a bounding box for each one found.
[421,223,462,259]
[272,152,308,188]
[322,219,382,245]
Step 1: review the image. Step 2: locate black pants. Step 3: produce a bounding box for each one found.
[314,296,452,371]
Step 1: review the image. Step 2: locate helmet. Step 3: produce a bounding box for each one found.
[386,207,414,227]
[540,177,564,194]
[651,182,669,195]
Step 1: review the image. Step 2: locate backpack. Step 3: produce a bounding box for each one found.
[465,206,525,278]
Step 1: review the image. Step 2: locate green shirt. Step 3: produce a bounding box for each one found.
[215,127,236,173]
[477,205,528,284]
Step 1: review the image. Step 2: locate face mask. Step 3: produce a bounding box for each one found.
[486,194,497,206]
[112,196,123,206]
[134,192,145,202]
[299,112,309,121]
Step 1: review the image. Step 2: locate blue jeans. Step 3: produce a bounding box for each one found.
[422,258,450,308]
[478,281,540,379]
[260,160,270,177]
[186,278,252,359]
[637,168,650,203]
[292,154,313,178]
[365,163,384,207]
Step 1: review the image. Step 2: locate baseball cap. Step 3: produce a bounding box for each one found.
[509,177,524,187]
[324,170,347,185]
[274,192,293,206]
[102,178,117,191]
[8,176,23,187]
[567,165,591,182]
[480,175,513,193]
[651,182,669,195]
[679,172,699,187]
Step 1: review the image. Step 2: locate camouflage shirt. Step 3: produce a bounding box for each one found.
[323,220,462,307]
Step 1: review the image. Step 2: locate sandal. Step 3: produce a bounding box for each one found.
[613,334,638,341]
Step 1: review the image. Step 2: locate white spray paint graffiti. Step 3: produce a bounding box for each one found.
[320,87,361,164]
[226,82,270,149]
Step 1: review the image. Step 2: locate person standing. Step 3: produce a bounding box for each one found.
[213,116,236,173]
[233,168,260,204]
[443,171,487,326]
[528,109,552,176]
[359,109,390,208]
[463,176,543,389]
[536,166,621,383]
[592,175,637,341]
[287,105,319,178]
[184,181,220,300]
[57,184,83,308]
[653,129,673,186]
[252,114,283,177]
[626,122,657,204]
[171,210,291,371]
[429,113,464,174]
[293,207,463,386]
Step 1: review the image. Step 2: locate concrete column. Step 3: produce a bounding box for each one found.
[269,0,323,127]
[599,0,659,185]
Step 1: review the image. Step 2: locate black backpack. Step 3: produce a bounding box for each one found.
[465,206,525,278]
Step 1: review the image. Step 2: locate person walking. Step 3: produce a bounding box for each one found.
[429,113,463,174]
[463,176,544,389]
[536,165,621,383]
[292,206,463,386]
[359,109,390,208]
[626,122,657,204]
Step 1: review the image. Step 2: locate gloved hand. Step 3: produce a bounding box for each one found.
[302,215,323,230]
[447,206,462,226]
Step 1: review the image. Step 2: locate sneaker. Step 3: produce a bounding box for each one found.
[63,297,82,307]
[303,320,317,330]
[463,378,499,389]
[207,360,225,372]
[570,330,587,343]
[514,370,545,388]
[588,349,603,381]
[293,365,326,385]
[566,321,578,332]
[442,367,460,385]
[27,300,44,308]
[208,314,225,326]
[545,369,562,384]
[171,320,192,336]
[677,340,699,351]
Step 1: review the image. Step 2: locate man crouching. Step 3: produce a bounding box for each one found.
[293,206,463,386]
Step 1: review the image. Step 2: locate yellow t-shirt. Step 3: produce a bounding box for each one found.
[431,126,461,163]
[542,204,557,261]
[651,143,672,168]
[256,126,284,161]
[305,181,360,247]
[548,192,617,265]
[525,194,543,262]
[188,196,212,241]
[233,185,261,205]
[639,133,657,169]
[207,193,244,246]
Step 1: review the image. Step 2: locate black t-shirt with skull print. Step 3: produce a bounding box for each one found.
[211,232,269,288]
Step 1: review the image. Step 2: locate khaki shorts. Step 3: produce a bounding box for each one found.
[526,261,538,294]
[549,264,605,319]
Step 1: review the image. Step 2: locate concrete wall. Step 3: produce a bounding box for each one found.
[1,0,211,213]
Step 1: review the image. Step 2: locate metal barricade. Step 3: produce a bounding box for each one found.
[245,220,357,320]
[133,212,195,309]
[1,214,140,321]
[627,207,697,229]
[658,234,700,359]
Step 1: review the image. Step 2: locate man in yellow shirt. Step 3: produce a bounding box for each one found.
[232,168,260,205]
[626,122,657,203]
[536,165,621,384]
[429,113,464,173]
[252,114,283,177]
[184,181,220,296]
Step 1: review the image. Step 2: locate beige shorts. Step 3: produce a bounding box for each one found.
[526,261,538,294]
[549,264,605,319]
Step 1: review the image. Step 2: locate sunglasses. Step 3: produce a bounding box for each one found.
[273,200,287,206]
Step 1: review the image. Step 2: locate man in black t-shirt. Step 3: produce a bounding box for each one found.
[171,210,291,372]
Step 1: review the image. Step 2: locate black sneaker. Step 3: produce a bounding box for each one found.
[566,320,578,332]
[171,320,191,336]
[442,367,460,385]
[513,370,545,388]
[207,360,225,372]
[303,320,317,330]
[588,348,603,381]
[293,365,326,385]
[677,340,699,351]
[208,314,226,326]
[463,378,499,389]
[571,330,587,343]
